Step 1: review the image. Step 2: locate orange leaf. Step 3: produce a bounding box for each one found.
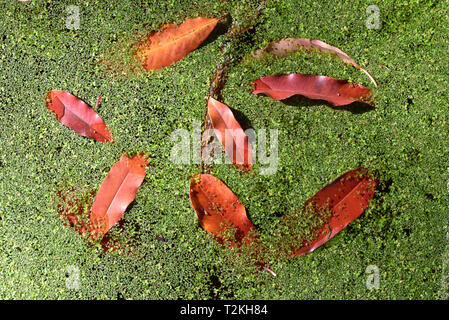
[252,38,377,87]
[293,167,377,256]
[207,97,253,171]
[252,74,374,107]
[46,90,112,142]
[189,174,256,245]
[91,153,148,234]
[136,17,218,71]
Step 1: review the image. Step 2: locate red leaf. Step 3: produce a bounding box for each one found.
[207,97,253,171]
[90,153,148,234]
[293,167,377,256]
[136,17,218,71]
[252,38,377,87]
[252,74,374,107]
[189,174,256,245]
[46,90,112,142]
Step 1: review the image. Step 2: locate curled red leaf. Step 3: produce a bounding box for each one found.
[91,153,148,235]
[46,90,112,142]
[252,74,374,107]
[252,38,377,87]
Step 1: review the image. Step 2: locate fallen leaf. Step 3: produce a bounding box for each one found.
[91,153,148,234]
[252,73,374,107]
[189,174,256,245]
[293,167,377,256]
[46,90,112,142]
[136,17,218,70]
[252,38,377,87]
[207,97,253,171]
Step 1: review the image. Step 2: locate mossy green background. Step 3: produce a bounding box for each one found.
[0,0,448,299]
